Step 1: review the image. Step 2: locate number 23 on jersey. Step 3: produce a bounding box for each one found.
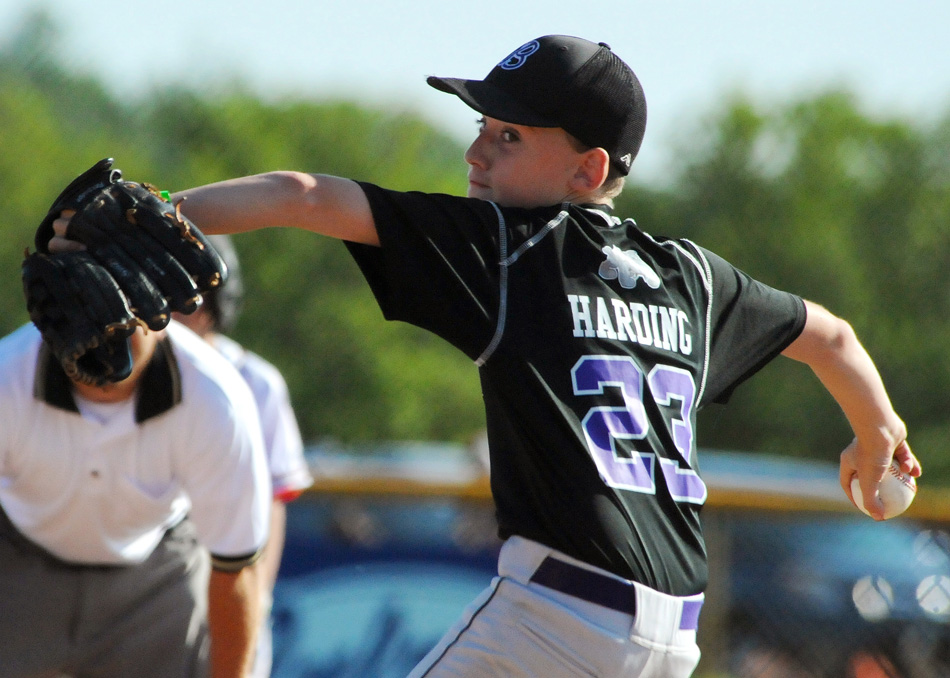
[571,354,707,504]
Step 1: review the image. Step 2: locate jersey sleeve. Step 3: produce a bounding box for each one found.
[697,244,807,405]
[177,367,271,568]
[241,353,312,501]
[0,327,44,483]
[345,183,503,360]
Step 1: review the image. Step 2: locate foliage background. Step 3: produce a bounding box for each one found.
[3,14,950,482]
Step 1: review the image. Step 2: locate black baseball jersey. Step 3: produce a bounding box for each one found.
[347,184,806,596]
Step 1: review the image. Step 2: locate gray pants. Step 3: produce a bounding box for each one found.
[0,506,211,678]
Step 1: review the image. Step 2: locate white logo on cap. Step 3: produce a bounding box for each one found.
[499,40,540,70]
[620,153,632,170]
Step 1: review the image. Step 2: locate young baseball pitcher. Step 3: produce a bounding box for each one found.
[51,34,919,678]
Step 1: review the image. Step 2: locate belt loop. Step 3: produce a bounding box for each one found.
[679,598,703,631]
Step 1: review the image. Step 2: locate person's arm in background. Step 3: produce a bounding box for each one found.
[260,500,287,601]
[781,300,921,520]
[209,563,261,678]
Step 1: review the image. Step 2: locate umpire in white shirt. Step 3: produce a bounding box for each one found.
[0,320,271,678]
[173,234,314,678]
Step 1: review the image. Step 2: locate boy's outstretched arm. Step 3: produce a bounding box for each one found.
[50,172,380,249]
[781,300,920,520]
[171,172,380,246]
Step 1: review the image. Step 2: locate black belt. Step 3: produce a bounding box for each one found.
[529,556,638,616]
[528,556,703,630]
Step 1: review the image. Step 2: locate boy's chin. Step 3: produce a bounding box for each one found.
[467,185,493,201]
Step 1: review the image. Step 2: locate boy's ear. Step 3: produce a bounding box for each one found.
[572,147,611,193]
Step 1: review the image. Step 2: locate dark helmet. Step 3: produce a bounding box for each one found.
[203,234,244,333]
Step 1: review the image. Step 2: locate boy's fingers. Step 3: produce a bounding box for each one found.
[48,236,86,254]
[893,440,922,477]
[48,210,86,253]
[53,209,76,237]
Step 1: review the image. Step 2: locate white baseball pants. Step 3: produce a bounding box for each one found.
[408,536,703,678]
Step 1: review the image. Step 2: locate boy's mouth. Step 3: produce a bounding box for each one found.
[468,174,490,191]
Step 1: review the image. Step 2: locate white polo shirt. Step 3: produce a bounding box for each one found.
[0,322,271,566]
[212,334,313,501]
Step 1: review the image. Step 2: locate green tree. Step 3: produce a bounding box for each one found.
[134,90,483,444]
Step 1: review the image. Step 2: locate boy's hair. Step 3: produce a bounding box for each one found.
[601,174,627,202]
[428,35,647,177]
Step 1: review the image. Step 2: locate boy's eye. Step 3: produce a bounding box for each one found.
[474,118,519,142]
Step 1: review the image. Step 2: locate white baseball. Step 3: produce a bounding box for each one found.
[851,460,917,519]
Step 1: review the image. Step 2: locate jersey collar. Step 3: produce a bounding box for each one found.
[34,336,183,423]
[575,202,620,227]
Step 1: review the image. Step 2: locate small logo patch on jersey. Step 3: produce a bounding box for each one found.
[599,246,661,289]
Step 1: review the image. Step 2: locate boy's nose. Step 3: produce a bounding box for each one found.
[464,135,488,168]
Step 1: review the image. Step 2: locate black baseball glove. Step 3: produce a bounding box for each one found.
[35,158,229,330]
[22,249,139,386]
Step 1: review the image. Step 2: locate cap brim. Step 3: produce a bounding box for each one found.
[426,76,556,128]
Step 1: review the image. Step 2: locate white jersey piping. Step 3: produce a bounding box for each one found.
[475,206,570,366]
[475,202,509,366]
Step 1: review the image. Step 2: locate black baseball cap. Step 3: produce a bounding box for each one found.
[427,35,647,176]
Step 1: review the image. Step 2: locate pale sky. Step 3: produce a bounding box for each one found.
[3,0,949,181]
